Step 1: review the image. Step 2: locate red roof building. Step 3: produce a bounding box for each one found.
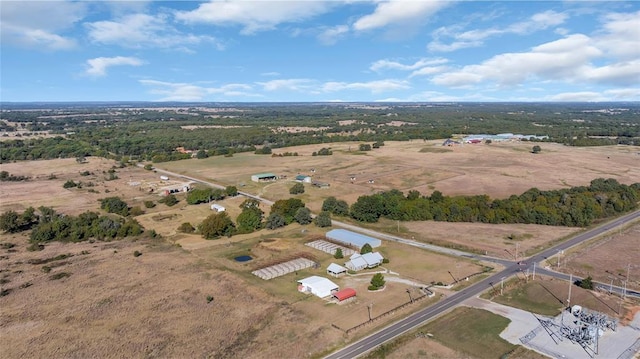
[333,287,356,302]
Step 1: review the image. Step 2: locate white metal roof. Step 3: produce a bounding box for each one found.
[327,263,347,273]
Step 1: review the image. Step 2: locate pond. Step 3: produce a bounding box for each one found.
[234,255,253,262]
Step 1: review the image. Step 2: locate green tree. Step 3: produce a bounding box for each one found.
[369,273,385,290]
[199,212,235,239]
[290,182,305,194]
[532,145,542,154]
[360,243,373,254]
[359,143,372,151]
[63,180,78,188]
[0,210,20,233]
[265,213,285,229]
[294,207,312,225]
[177,222,195,233]
[225,185,238,197]
[334,247,343,259]
[579,276,594,290]
[236,206,263,233]
[270,198,305,224]
[161,194,178,207]
[100,197,129,216]
[196,149,208,159]
[314,211,332,227]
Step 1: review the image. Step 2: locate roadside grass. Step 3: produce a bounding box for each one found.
[363,307,545,359]
[483,278,564,316]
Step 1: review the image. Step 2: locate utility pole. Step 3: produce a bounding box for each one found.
[567,274,572,309]
[406,289,413,303]
[626,263,631,299]
[501,277,505,296]
[533,262,536,280]
[367,303,373,321]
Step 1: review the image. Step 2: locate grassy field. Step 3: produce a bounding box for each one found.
[2,140,639,358]
[483,276,629,319]
[365,307,547,359]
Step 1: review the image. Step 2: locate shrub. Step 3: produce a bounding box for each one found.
[63,180,78,188]
[133,250,142,257]
[177,222,195,233]
[49,272,71,280]
[144,200,156,208]
[206,295,214,303]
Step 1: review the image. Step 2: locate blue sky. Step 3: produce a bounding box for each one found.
[1,1,639,102]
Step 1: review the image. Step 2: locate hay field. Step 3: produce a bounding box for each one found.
[157,140,640,211]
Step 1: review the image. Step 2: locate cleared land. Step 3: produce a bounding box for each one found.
[1,141,639,358]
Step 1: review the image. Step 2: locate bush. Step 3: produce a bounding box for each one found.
[206,295,214,303]
[314,211,332,227]
[133,250,142,257]
[129,206,144,216]
[289,182,305,195]
[63,180,78,188]
[177,222,195,233]
[49,272,71,280]
[143,200,156,208]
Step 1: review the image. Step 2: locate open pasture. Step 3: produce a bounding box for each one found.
[157,140,640,214]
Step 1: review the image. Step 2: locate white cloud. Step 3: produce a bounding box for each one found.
[428,10,567,52]
[370,58,448,72]
[86,56,144,77]
[258,79,316,92]
[140,80,256,101]
[547,92,605,102]
[175,1,334,34]
[86,13,221,50]
[593,10,640,60]
[432,34,604,87]
[0,1,86,50]
[353,1,449,32]
[321,79,410,93]
[317,25,349,45]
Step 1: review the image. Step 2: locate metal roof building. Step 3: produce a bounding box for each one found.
[297,276,339,298]
[251,173,278,182]
[326,229,381,250]
[333,288,356,302]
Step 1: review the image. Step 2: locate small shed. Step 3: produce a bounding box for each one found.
[211,204,225,212]
[333,288,356,302]
[251,173,278,182]
[297,276,339,298]
[326,229,381,250]
[295,175,312,183]
[326,263,347,277]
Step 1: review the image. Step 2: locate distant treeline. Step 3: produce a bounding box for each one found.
[346,178,639,227]
[1,103,638,163]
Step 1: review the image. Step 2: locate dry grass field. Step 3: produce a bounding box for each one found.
[553,223,640,292]
[1,140,639,358]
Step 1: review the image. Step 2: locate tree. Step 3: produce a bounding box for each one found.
[294,207,312,225]
[199,212,235,239]
[265,213,285,229]
[225,185,238,197]
[236,206,263,233]
[578,276,594,290]
[532,145,542,154]
[177,222,195,233]
[100,197,129,216]
[63,180,78,188]
[360,243,373,254]
[369,273,385,290]
[334,248,343,259]
[0,210,20,233]
[314,211,332,227]
[359,143,372,151]
[196,149,208,159]
[161,194,178,207]
[290,182,305,194]
[270,198,305,224]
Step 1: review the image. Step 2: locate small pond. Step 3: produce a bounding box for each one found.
[234,255,253,262]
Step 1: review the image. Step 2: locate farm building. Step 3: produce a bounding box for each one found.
[326,229,381,250]
[333,288,356,302]
[295,175,312,183]
[312,181,330,188]
[345,252,384,271]
[297,276,339,298]
[210,204,225,212]
[251,173,278,182]
[326,263,348,277]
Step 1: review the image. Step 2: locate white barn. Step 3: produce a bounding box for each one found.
[297,276,339,298]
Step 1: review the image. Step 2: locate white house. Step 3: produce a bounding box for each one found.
[345,252,384,271]
[211,204,225,212]
[297,276,339,298]
[326,263,347,277]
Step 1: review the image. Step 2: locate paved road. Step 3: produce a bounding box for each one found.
[325,209,640,359]
[149,165,640,357]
